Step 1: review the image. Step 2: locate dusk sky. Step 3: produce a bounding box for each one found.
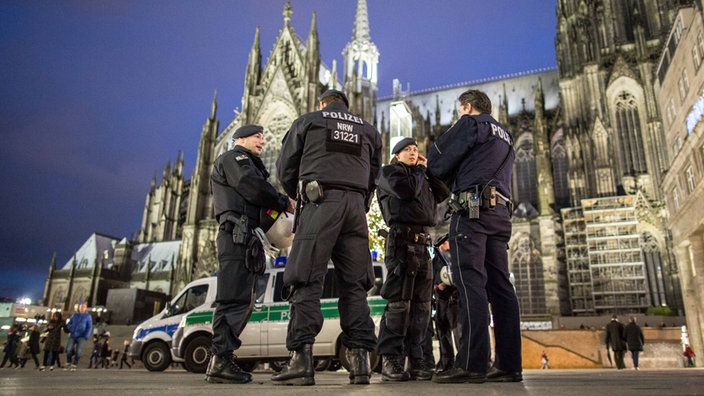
[0,1,557,302]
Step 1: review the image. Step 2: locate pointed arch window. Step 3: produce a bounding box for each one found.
[551,139,569,206]
[615,91,647,175]
[514,137,537,208]
[641,232,666,307]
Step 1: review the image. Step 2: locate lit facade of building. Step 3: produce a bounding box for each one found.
[657,4,704,367]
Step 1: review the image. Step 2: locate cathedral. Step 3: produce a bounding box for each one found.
[44,0,691,326]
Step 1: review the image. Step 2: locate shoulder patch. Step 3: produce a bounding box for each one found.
[235,154,249,161]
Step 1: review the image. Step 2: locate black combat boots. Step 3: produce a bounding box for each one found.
[381,354,410,381]
[271,344,315,386]
[409,358,435,381]
[346,347,371,384]
[205,354,252,384]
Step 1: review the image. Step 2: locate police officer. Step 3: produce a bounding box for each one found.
[272,89,382,386]
[207,124,294,384]
[427,89,522,383]
[432,239,460,372]
[376,137,449,381]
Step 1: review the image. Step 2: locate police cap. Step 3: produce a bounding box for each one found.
[319,89,349,108]
[233,124,264,139]
[392,137,418,155]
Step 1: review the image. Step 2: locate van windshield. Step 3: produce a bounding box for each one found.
[168,284,208,317]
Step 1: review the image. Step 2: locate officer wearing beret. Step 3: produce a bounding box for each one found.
[428,89,522,383]
[207,124,294,384]
[375,137,450,381]
[272,89,382,386]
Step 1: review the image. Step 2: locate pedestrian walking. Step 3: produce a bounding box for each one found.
[65,302,93,371]
[625,316,644,370]
[605,315,627,370]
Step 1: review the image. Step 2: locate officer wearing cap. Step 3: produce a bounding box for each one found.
[427,89,522,383]
[207,124,294,384]
[272,89,382,386]
[375,137,449,381]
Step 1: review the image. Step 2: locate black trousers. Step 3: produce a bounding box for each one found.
[284,190,376,352]
[211,230,257,356]
[376,240,432,360]
[434,291,459,371]
[449,205,521,373]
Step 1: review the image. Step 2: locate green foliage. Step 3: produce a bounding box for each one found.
[366,193,386,261]
[647,305,675,316]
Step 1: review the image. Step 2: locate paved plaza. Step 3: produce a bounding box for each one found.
[0,367,702,396]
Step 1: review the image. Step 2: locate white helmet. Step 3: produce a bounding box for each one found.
[439,265,453,286]
[253,212,295,259]
[265,212,295,250]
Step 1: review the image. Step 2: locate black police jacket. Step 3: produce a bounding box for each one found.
[276,102,382,201]
[427,114,514,198]
[211,145,289,225]
[377,162,450,227]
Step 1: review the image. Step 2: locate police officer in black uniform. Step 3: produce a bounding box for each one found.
[432,239,460,372]
[207,124,294,384]
[427,89,522,383]
[272,89,382,386]
[376,137,450,381]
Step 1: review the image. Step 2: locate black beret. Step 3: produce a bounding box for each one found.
[319,89,349,108]
[233,124,264,139]
[392,137,417,155]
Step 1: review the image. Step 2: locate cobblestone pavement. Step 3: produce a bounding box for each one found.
[0,367,703,396]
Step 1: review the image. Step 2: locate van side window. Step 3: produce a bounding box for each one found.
[169,284,208,316]
[273,274,285,302]
[272,264,383,302]
[255,273,270,304]
[368,265,383,297]
[321,269,338,299]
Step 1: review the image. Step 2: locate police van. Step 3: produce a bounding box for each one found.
[171,262,387,373]
[128,276,215,371]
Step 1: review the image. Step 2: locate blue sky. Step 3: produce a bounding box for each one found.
[0,0,557,302]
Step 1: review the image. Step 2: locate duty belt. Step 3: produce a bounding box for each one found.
[457,189,510,206]
[393,226,432,246]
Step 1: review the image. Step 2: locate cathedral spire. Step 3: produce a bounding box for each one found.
[306,11,321,112]
[351,0,371,42]
[535,78,545,120]
[343,0,379,120]
[283,1,292,27]
[176,150,184,175]
[210,90,217,120]
[243,26,261,122]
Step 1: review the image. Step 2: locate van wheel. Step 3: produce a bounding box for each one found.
[184,335,211,373]
[328,359,342,371]
[238,360,258,372]
[338,344,380,373]
[314,358,331,371]
[269,360,287,372]
[142,342,172,372]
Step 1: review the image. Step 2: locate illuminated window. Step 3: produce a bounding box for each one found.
[685,166,696,193]
[671,186,681,213]
[693,44,702,70]
[683,69,690,93]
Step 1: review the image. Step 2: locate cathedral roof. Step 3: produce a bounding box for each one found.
[61,233,119,270]
[131,240,181,273]
[376,68,559,127]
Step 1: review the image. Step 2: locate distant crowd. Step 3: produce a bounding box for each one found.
[1,304,132,371]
